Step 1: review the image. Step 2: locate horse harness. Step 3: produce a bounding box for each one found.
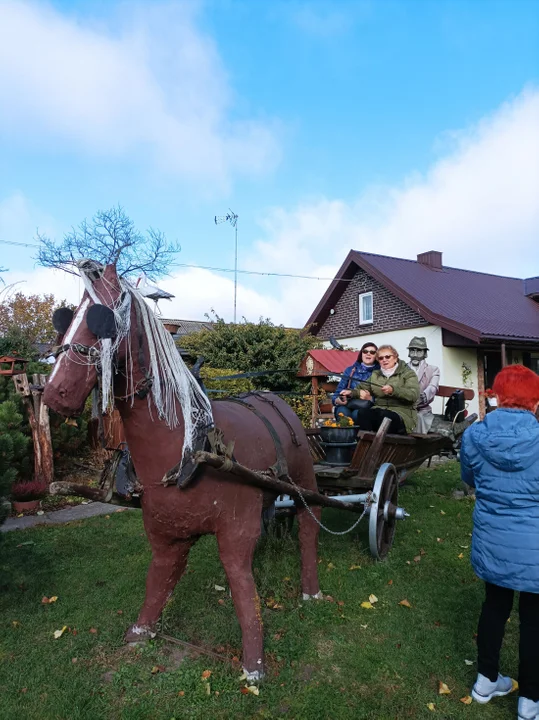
[162,391,301,490]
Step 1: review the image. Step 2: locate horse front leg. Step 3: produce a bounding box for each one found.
[125,538,194,643]
[297,504,322,599]
[216,526,264,681]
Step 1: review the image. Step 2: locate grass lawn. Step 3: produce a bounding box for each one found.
[0,462,519,720]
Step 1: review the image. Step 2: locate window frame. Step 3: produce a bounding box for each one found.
[359,291,373,325]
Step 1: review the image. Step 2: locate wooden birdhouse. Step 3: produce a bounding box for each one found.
[0,355,29,377]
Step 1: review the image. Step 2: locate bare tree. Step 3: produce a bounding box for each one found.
[36,206,180,280]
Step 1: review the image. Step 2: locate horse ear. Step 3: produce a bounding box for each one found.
[86,304,117,339]
[52,307,74,335]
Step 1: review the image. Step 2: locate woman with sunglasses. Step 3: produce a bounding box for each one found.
[340,344,420,434]
[332,342,379,424]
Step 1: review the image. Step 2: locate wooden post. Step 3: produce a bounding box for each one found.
[501,343,507,368]
[12,373,54,486]
[477,351,486,420]
[311,376,319,427]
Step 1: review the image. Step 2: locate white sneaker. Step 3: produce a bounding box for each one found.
[472,673,513,704]
[519,697,539,720]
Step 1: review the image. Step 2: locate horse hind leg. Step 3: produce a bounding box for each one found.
[216,525,264,682]
[125,538,194,643]
[293,466,322,599]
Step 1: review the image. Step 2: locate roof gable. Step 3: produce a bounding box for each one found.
[306,251,539,343]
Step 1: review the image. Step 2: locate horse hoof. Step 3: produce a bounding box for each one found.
[243,667,265,683]
[124,624,157,644]
[302,590,324,601]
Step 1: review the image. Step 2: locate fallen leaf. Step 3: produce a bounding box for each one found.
[214,585,225,591]
[327,562,335,570]
[427,702,436,711]
[416,529,422,533]
[349,565,361,570]
[117,610,123,615]
[240,687,249,695]
[53,626,67,639]
[337,600,345,607]
[245,685,259,696]
[89,628,98,634]
[440,511,446,515]
[387,579,393,585]
[12,621,20,628]
[201,670,212,680]
[460,696,472,705]
[459,545,469,549]
[413,555,421,563]
[151,666,161,674]
[360,624,368,629]
[20,687,28,694]
[398,599,412,608]
[458,553,464,560]
[464,659,473,665]
[72,658,77,663]
[204,682,211,696]
[36,510,44,516]
[105,515,110,520]
[420,549,426,555]
[360,601,374,609]
[436,538,443,543]
[406,560,411,565]
[218,599,225,606]
[438,681,451,695]
[16,541,35,547]
[368,594,378,605]
[511,679,519,692]
[49,596,58,603]
[178,691,185,696]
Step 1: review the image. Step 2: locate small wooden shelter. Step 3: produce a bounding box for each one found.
[297,349,359,427]
[0,354,29,376]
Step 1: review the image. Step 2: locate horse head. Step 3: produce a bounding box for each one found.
[44,259,213,458]
[43,260,127,417]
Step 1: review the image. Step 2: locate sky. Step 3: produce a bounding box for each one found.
[0,0,538,327]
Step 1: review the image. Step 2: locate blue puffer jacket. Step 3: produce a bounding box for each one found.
[460,409,539,593]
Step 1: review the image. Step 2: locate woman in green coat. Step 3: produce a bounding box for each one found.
[339,344,420,434]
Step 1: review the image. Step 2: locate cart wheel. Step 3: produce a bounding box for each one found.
[261,504,295,537]
[369,463,399,560]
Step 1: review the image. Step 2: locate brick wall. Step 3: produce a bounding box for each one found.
[317,268,429,339]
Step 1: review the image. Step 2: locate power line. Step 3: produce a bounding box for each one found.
[0,239,351,282]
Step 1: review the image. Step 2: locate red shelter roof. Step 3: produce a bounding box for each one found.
[298,349,358,377]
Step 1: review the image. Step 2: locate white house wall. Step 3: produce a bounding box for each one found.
[324,324,480,418]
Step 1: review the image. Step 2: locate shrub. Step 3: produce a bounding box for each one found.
[11,480,49,501]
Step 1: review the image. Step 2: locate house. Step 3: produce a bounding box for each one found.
[305,250,539,419]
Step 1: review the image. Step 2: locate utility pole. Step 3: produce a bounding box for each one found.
[214,210,239,322]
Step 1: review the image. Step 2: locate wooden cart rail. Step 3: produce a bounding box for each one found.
[306,420,454,491]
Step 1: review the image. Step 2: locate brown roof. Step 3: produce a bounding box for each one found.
[306,251,539,344]
[159,319,214,336]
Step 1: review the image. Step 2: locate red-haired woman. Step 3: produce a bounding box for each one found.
[460,365,539,719]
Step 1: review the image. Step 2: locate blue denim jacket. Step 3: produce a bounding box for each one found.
[332,362,379,404]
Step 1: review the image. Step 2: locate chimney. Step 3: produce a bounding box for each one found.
[417,251,443,270]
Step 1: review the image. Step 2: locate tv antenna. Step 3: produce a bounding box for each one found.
[214,209,239,322]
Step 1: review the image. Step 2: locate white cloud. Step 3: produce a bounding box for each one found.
[246,86,539,320]
[4,88,538,329]
[0,1,280,188]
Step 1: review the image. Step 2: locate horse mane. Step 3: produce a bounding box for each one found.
[79,262,213,461]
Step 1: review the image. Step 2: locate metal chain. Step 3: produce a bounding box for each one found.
[286,478,373,536]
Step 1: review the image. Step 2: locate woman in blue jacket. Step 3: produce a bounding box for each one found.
[460,364,539,720]
[332,342,379,423]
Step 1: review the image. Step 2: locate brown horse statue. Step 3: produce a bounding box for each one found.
[43,260,322,681]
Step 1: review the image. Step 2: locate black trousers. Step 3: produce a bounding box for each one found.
[354,407,406,434]
[477,582,539,701]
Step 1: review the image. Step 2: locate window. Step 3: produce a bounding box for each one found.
[359,292,373,325]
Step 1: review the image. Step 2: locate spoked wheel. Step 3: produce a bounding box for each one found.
[369,463,399,560]
[261,503,295,538]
